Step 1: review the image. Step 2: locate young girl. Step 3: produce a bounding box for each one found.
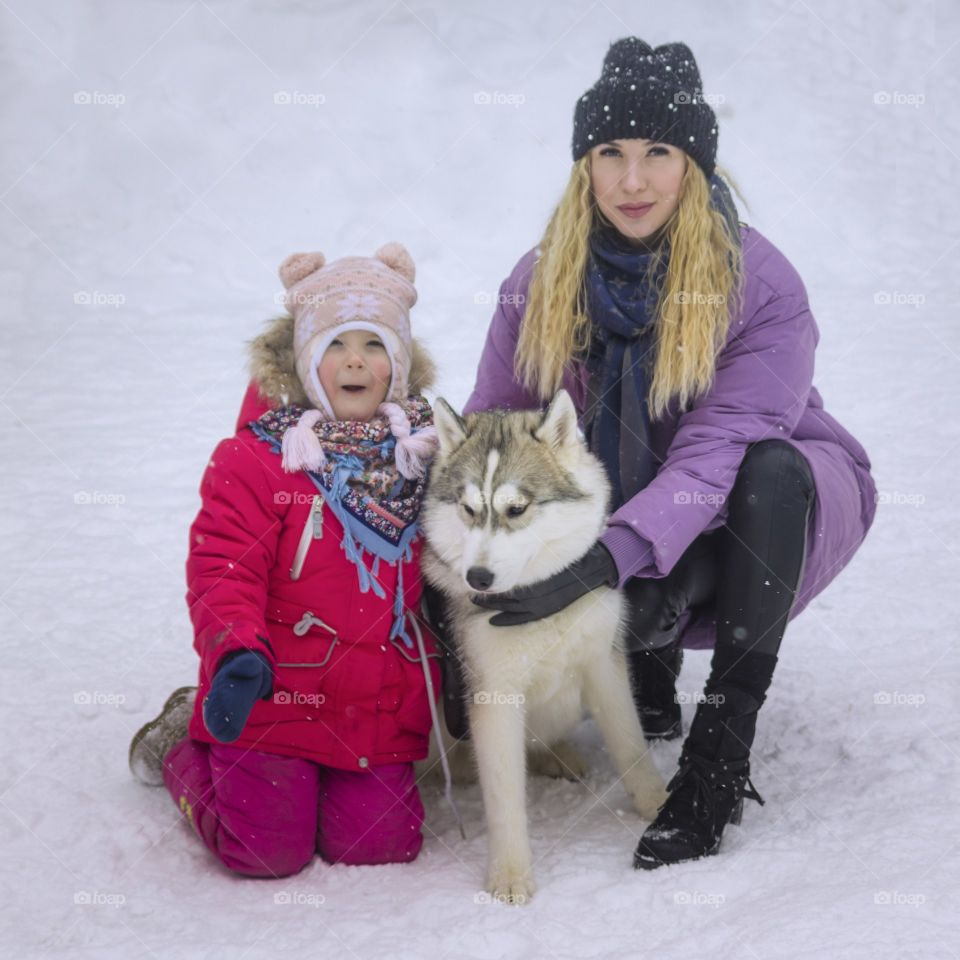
[129,243,444,878]
[467,38,877,868]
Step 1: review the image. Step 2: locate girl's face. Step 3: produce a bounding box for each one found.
[317,328,392,421]
[589,139,688,243]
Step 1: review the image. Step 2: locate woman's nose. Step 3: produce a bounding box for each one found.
[622,163,647,193]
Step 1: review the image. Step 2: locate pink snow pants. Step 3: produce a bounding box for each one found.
[163,738,425,878]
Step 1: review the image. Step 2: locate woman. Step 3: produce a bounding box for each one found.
[464,37,877,869]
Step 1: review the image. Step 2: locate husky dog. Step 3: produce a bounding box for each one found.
[421,390,667,904]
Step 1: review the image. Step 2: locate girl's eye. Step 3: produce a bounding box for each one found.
[367,340,385,348]
[507,504,528,518]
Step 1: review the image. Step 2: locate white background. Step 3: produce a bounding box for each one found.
[1,0,958,957]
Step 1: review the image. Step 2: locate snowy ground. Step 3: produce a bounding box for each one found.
[2,0,959,957]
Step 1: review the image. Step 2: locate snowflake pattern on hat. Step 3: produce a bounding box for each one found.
[337,292,382,321]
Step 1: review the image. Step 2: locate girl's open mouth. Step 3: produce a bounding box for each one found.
[341,385,366,393]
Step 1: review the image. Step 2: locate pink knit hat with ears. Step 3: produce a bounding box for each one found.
[277,242,436,478]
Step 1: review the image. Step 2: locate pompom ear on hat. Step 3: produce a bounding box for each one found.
[279,252,326,290]
[374,242,416,283]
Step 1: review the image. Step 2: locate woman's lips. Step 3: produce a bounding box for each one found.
[618,202,654,219]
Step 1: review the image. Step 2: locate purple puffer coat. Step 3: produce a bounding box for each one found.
[463,226,877,649]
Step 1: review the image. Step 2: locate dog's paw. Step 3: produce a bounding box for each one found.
[486,863,535,906]
[630,783,669,820]
[528,740,588,781]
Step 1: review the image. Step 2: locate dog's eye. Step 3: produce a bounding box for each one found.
[461,504,476,518]
[506,504,528,518]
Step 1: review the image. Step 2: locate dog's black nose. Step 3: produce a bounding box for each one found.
[466,566,495,591]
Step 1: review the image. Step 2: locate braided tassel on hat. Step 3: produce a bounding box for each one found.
[281,409,326,473]
[378,402,438,480]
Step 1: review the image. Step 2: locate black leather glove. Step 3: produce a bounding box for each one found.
[471,542,619,626]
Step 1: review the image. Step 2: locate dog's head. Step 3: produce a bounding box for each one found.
[421,390,611,595]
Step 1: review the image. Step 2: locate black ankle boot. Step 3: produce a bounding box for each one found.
[634,682,766,869]
[628,643,684,741]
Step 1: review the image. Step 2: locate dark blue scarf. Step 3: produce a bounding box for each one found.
[582,175,741,512]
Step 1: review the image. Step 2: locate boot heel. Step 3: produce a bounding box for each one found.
[729,797,744,825]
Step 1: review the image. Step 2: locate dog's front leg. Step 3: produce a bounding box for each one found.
[582,652,668,820]
[469,692,534,905]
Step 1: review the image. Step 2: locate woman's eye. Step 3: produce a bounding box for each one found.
[599,147,621,157]
[648,146,668,156]
[507,504,528,518]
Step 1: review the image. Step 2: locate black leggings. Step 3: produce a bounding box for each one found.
[623,439,816,658]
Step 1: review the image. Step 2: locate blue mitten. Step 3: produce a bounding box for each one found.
[202,650,273,743]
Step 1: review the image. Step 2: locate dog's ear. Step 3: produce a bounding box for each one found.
[433,397,468,455]
[534,389,580,460]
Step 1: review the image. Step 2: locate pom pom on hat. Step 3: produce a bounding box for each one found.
[279,252,326,290]
[374,242,416,283]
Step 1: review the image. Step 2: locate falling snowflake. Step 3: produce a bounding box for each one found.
[336,293,382,321]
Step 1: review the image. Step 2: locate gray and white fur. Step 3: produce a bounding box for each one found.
[420,390,667,904]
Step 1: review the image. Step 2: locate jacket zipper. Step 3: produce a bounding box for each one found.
[289,494,324,581]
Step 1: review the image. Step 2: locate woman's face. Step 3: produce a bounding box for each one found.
[590,139,688,242]
[317,328,392,421]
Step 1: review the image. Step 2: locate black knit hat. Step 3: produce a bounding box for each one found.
[572,38,718,176]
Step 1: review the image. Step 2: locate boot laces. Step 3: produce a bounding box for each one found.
[666,751,765,829]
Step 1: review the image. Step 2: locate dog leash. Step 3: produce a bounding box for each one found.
[409,611,466,840]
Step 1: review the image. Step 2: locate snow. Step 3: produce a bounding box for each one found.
[2,0,958,957]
